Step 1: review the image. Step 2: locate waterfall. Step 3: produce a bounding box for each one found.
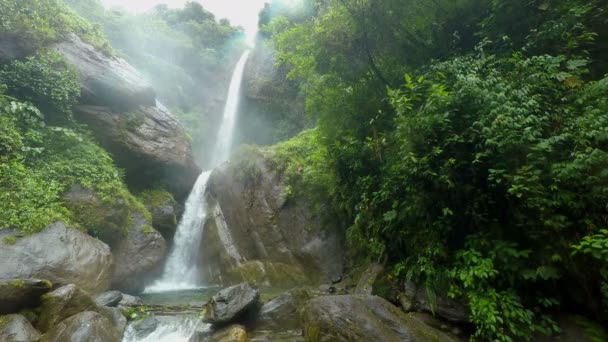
[145,50,251,293]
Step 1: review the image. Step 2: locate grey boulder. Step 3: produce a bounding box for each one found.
[0,314,41,342]
[41,311,119,342]
[203,283,260,325]
[37,284,99,333]
[301,295,458,342]
[111,213,167,293]
[95,291,123,307]
[0,223,113,294]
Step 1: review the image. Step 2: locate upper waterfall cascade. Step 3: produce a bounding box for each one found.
[144,50,251,293]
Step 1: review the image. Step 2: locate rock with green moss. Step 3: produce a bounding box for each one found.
[111,213,167,293]
[0,222,113,294]
[41,311,119,342]
[354,263,384,295]
[201,147,343,287]
[37,284,99,333]
[0,314,41,342]
[256,287,316,330]
[224,261,309,287]
[190,324,248,342]
[0,279,52,315]
[301,295,458,342]
[63,184,131,248]
[139,190,178,241]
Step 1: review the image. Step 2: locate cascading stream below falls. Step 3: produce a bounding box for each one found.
[145,50,251,293]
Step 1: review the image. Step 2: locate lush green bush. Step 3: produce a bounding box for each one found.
[0,51,81,124]
[0,0,112,55]
[269,0,608,339]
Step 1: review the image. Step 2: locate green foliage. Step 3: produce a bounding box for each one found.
[0,0,113,55]
[0,51,81,124]
[269,0,608,339]
[122,306,151,321]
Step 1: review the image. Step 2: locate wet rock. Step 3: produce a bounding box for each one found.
[398,292,415,312]
[317,285,336,294]
[41,311,119,342]
[250,330,304,342]
[354,263,384,295]
[0,222,113,294]
[223,261,308,287]
[203,283,260,325]
[117,294,143,307]
[191,324,248,342]
[202,148,343,286]
[141,191,178,242]
[111,213,167,293]
[130,317,159,340]
[257,287,314,330]
[0,279,52,314]
[100,307,127,338]
[37,284,99,333]
[0,314,41,342]
[403,281,469,323]
[301,295,458,342]
[95,291,123,307]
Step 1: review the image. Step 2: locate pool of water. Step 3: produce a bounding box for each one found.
[122,287,292,342]
[139,286,290,306]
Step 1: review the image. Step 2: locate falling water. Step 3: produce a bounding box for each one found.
[144,50,251,294]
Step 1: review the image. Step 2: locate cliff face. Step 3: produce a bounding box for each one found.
[52,33,200,199]
[200,147,344,287]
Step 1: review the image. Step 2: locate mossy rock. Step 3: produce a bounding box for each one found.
[0,279,52,315]
[36,284,99,333]
[301,295,458,342]
[64,184,152,248]
[139,189,178,241]
[225,261,309,287]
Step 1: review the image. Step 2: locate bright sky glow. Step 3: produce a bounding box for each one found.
[99,0,269,45]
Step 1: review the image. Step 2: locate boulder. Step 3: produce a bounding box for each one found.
[256,287,315,330]
[0,314,41,342]
[111,213,167,293]
[129,317,158,340]
[190,324,248,342]
[354,263,384,295]
[63,184,131,248]
[95,291,123,307]
[140,191,179,242]
[0,222,113,294]
[203,283,260,325]
[52,33,199,199]
[202,148,343,286]
[250,330,304,342]
[100,307,127,338]
[403,281,469,323]
[301,295,458,342]
[74,104,200,199]
[117,294,143,307]
[53,33,155,110]
[41,311,119,342]
[37,284,99,333]
[0,279,52,314]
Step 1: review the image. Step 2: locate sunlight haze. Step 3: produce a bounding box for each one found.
[99,0,268,45]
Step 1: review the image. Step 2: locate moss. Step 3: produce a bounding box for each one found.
[125,109,146,130]
[8,279,26,288]
[142,225,152,235]
[3,236,17,245]
[226,261,309,287]
[138,189,177,208]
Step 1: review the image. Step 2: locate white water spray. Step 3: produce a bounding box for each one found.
[145,50,251,293]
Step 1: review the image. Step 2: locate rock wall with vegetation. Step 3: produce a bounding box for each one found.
[202,132,344,286]
[255,0,608,339]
